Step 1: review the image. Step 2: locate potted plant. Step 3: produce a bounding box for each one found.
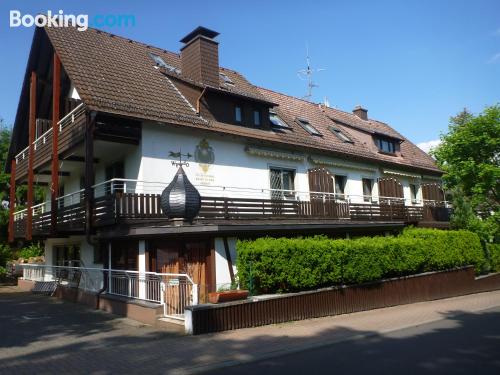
[208,281,249,304]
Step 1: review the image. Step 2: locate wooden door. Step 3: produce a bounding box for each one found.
[183,241,211,303]
[154,239,214,307]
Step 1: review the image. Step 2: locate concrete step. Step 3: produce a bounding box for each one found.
[155,316,185,333]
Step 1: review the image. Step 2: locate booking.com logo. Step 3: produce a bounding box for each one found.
[9,10,136,31]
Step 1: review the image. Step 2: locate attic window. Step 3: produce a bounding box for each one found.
[297,118,322,136]
[220,72,234,85]
[269,111,290,129]
[149,53,180,74]
[375,137,397,154]
[329,126,353,143]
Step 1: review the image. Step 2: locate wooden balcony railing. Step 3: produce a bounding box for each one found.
[14,103,86,181]
[12,191,452,239]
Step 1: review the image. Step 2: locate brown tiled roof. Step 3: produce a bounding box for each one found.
[44,26,441,174]
[257,88,440,173]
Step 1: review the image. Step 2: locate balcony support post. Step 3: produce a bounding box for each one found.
[84,111,97,237]
[50,53,61,235]
[8,159,16,242]
[26,71,37,240]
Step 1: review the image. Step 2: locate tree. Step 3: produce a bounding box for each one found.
[0,119,12,239]
[432,105,500,215]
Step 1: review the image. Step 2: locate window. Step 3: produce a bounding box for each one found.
[220,72,234,85]
[410,184,420,204]
[93,243,105,264]
[105,161,125,194]
[253,110,261,126]
[269,111,290,129]
[297,118,322,136]
[234,105,242,123]
[375,138,397,154]
[270,168,295,199]
[54,245,80,267]
[329,126,353,143]
[334,175,347,200]
[362,178,374,202]
[148,53,180,74]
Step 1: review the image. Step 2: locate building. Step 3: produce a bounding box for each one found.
[8,26,450,317]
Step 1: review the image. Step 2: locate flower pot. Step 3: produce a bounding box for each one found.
[208,290,249,304]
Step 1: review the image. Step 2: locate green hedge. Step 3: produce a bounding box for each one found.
[487,243,500,272]
[236,228,485,294]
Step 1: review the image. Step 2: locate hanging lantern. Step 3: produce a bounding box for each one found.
[161,165,201,221]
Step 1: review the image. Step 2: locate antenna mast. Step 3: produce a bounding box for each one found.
[297,44,325,101]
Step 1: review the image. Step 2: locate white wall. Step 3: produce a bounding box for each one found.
[51,120,430,205]
[214,237,238,289]
[139,122,417,202]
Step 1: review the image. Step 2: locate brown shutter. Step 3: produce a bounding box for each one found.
[378,177,404,200]
[422,183,444,205]
[308,168,334,194]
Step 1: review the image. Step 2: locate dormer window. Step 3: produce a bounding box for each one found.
[375,137,397,154]
[148,53,180,74]
[297,118,322,136]
[234,105,242,123]
[269,111,290,129]
[329,126,353,143]
[253,109,261,126]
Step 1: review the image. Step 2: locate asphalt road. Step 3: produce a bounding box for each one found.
[205,306,500,375]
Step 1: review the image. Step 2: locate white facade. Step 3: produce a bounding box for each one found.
[44,119,430,288]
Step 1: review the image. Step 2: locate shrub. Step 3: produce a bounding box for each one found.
[487,243,500,272]
[0,243,12,267]
[17,243,44,260]
[237,229,484,294]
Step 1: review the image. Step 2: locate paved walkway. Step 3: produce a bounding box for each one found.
[1,286,500,375]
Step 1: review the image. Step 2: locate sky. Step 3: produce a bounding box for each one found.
[0,0,499,150]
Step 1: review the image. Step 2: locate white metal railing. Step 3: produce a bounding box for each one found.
[21,264,198,320]
[56,189,85,207]
[22,264,103,292]
[12,178,451,222]
[93,178,450,207]
[15,103,85,163]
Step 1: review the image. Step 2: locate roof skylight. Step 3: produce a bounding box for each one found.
[269,111,290,129]
[149,53,180,74]
[296,118,322,136]
[220,72,234,85]
[329,126,353,143]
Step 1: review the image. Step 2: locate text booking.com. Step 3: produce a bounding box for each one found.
[9,10,136,31]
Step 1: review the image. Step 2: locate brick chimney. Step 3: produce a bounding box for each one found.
[352,105,368,120]
[180,26,220,87]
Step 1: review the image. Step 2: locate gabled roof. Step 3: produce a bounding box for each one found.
[15,26,440,175]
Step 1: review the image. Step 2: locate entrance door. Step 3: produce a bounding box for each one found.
[153,239,214,305]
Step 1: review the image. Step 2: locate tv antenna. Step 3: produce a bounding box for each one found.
[297,44,325,101]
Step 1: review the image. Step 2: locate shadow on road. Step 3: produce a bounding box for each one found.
[1,287,499,374]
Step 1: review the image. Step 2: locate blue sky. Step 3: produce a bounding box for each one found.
[0,0,499,148]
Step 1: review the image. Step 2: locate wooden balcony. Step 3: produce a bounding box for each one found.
[14,103,86,182]
[12,191,451,239]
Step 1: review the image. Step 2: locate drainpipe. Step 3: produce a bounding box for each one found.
[196,87,207,115]
[95,242,111,309]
